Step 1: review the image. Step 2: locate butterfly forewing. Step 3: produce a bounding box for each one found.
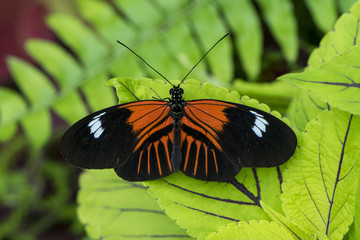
[60,105,137,169]
[218,103,297,167]
[60,100,174,178]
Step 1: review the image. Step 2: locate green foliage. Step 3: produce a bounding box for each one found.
[207,220,295,240]
[78,169,192,240]
[1,0,360,239]
[282,110,360,239]
[349,174,360,239]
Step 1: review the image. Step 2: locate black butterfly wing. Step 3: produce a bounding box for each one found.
[60,104,136,169]
[219,102,297,167]
[60,100,175,181]
[180,100,297,181]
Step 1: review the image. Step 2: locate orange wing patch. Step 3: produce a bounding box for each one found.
[180,100,237,180]
[160,133,173,172]
[182,100,235,151]
[115,101,174,181]
[185,100,233,129]
[120,101,172,152]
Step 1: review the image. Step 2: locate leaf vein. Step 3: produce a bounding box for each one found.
[162,180,254,205]
[174,202,239,222]
[325,114,354,235]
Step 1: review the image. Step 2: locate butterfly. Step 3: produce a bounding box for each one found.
[60,34,297,182]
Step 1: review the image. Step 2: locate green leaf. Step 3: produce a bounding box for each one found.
[261,201,315,240]
[76,0,135,43]
[7,57,54,148]
[82,73,116,111]
[146,169,282,240]
[46,13,109,67]
[21,110,52,149]
[26,39,89,124]
[233,80,296,113]
[280,45,360,116]
[26,40,82,89]
[78,170,192,240]
[304,0,337,32]
[74,0,300,81]
[112,0,163,30]
[206,220,295,240]
[307,1,360,69]
[188,4,232,83]
[7,57,56,106]
[107,77,173,104]
[348,172,360,239]
[220,0,262,80]
[339,0,358,13]
[282,109,360,240]
[255,0,298,63]
[0,88,26,142]
[286,89,328,132]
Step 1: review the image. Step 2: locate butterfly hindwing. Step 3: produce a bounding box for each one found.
[180,131,240,181]
[115,126,174,181]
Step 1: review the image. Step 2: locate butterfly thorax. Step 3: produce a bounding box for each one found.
[168,86,186,120]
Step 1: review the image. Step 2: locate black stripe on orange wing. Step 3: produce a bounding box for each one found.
[180,100,241,181]
[114,101,175,181]
[60,100,174,178]
[180,131,240,181]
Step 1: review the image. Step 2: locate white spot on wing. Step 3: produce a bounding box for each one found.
[252,126,263,137]
[94,112,106,119]
[250,110,269,138]
[88,119,97,127]
[94,127,104,138]
[90,120,102,134]
[257,117,268,126]
[254,119,266,132]
[88,112,106,138]
[250,110,263,118]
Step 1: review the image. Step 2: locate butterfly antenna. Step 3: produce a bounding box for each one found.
[116,40,174,87]
[179,33,229,86]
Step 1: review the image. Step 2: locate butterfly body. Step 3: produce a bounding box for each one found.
[168,86,186,172]
[60,83,297,182]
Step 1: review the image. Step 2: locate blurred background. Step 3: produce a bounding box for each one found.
[1,1,86,239]
[0,0,74,86]
[0,0,356,239]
